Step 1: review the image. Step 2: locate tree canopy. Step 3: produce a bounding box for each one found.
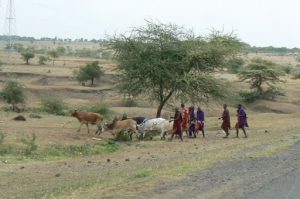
[20,49,35,65]
[48,50,59,65]
[110,21,241,117]
[0,80,25,110]
[238,58,284,94]
[75,61,104,86]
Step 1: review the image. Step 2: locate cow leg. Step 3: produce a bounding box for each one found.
[77,123,83,132]
[86,123,89,134]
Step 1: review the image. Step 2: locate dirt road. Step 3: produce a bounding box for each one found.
[136,141,300,199]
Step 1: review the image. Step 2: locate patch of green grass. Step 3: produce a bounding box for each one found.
[0,138,119,161]
[34,140,119,160]
[132,168,153,179]
[0,131,5,144]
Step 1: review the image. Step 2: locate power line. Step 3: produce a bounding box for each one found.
[4,0,17,50]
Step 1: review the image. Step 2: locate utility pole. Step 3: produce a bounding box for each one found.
[5,0,16,50]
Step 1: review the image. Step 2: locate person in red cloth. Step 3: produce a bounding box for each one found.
[219,104,231,138]
[181,103,189,136]
[170,107,183,141]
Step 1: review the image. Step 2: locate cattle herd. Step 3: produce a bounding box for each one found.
[71,110,176,140]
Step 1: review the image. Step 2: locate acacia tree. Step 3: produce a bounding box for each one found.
[75,61,104,86]
[48,50,59,65]
[110,21,240,117]
[21,50,35,65]
[0,80,25,111]
[238,58,284,97]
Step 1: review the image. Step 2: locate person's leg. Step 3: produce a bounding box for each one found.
[236,124,239,138]
[179,132,183,141]
[242,127,247,138]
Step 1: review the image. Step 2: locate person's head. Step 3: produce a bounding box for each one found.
[238,104,242,109]
[223,104,227,109]
[175,107,179,112]
[181,103,185,108]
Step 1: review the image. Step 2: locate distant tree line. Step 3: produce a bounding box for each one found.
[241,42,300,55]
[0,35,108,44]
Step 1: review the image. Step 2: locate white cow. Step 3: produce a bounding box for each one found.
[137,118,173,140]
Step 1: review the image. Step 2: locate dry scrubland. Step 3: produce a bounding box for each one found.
[0,42,300,198]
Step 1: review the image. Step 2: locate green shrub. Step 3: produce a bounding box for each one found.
[261,87,285,100]
[227,57,245,73]
[41,96,67,115]
[20,133,38,156]
[36,141,119,159]
[1,80,26,111]
[292,72,300,79]
[85,104,111,116]
[113,130,133,142]
[0,131,5,144]
[123,98,138,107]
[239,90,260,103]
[39,56,48,65]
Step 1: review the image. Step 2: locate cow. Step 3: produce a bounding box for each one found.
[121,116,146,125]
[71,110,104,134]
[103,118,138,140]
[137,118,173,140]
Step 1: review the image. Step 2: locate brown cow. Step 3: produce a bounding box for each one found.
[71,110,104,134]
[104,118,137,139]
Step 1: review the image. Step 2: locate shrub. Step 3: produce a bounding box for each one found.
[292,72,300,79]
[113,130,132,142]
[123,98,138,107]
[1,80,26,111]
[283,66,293,74]
[85,104,111,116]
[227,57,245,73]
[20,133,38,156]
[40,96,67,115]
[0,131,5,145]
[261,87,285,100]
[39,56,48,65]
[239,90,260,103]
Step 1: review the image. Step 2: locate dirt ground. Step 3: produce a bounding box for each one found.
[135,142,300,199]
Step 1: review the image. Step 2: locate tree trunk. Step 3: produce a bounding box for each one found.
[156,102,165,118]
[155,90,174,118]
[91,78,94,86]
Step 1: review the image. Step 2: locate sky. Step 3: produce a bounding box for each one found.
[0,0,300,48]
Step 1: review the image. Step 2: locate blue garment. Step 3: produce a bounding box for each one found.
[197,110,205,122]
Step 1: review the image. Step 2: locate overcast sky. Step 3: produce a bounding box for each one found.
[1,0,300,48]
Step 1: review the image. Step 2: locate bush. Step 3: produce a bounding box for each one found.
[1,80,26,111]
[261,87,285,100]
[0,131,5,145]
[227,57,245,73]
[283,66,293,74]
[39,56,48,65]
[113,130,133,142]
[239,90,260,103]
[85,104,111,116]
[41,96,67,115]
[292,72,300,79]
[20,133,38,156]
[123,98,138,107]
